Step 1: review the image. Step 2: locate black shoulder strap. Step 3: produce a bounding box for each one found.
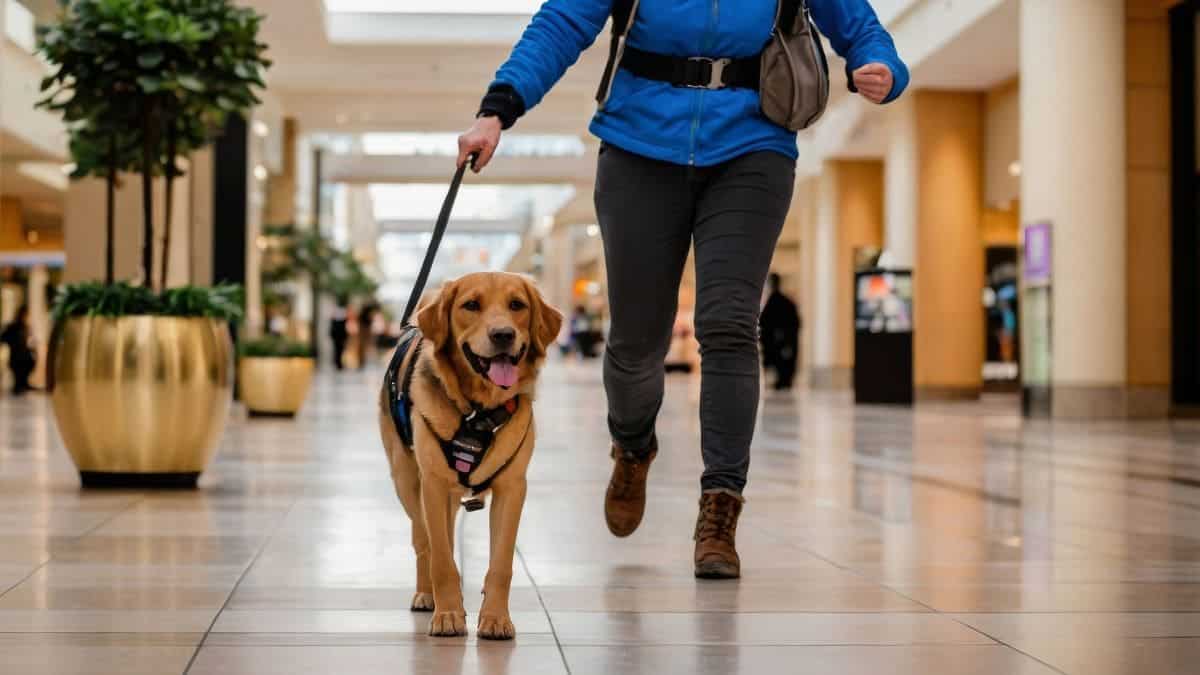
[779,0,803,34]
[595,0,641,105]
[611,0,637,38]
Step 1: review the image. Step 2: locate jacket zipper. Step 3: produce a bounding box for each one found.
[689,0,719,167]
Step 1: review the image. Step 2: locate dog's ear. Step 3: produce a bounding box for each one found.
[523,277,563,357]
[417,279,458,350]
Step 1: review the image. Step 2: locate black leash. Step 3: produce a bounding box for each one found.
[400,153,478,325]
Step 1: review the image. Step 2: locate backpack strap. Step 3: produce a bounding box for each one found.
[595,0,641,107]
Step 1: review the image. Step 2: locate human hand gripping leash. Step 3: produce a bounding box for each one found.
[400,152,479,326]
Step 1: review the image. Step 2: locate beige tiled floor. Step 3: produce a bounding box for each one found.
[2,361,1200,674]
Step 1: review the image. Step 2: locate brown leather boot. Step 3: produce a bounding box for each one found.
[604,437,657,537]
[693,489,744,579]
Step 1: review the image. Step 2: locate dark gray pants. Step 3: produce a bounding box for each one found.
[594,144,795,493]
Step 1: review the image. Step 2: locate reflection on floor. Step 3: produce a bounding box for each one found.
[2,359,1200,674]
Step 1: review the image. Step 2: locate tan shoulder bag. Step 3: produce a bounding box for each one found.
[759,0,830,131]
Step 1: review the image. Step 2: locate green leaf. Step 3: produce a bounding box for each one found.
[136,75,162,92]
[177,75,205,92]
[137,51,163,68]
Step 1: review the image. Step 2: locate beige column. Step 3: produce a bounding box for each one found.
[26,265,49,388]
[913,91,986,400]
[265,118,298,226]
[64,177,143,283]
[795,176,819,376]
[64,171,200,286]
[189,148,214,287]
[1020,0,1127,417]
[807,160,884,389]
[884,95,918,268]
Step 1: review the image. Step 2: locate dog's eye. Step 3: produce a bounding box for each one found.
[509,299,527,311]
[462,299,481,312]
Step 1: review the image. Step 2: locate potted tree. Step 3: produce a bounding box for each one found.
[236,225,378,416]
[37,0,270,488]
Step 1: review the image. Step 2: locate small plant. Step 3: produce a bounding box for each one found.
[259,224,379,350]
[239,335,314,359]
[52,282,244,323]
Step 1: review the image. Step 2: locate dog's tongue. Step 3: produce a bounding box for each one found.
[487,360,519,388]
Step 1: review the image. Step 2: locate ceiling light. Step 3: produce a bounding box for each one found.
[1008,161,1021,178]
[586,224,600,238]
[253,121,270,138]
[254,164,269,181]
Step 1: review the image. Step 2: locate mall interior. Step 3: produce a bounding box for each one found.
[1,0,1199,673]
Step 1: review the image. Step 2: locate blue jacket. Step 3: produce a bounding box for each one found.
[483,0,908,167]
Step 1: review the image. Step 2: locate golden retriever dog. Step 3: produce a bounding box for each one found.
[379,272,562,640]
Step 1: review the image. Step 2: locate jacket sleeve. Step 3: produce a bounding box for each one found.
[809,0,909,103]
[480,0,614,128]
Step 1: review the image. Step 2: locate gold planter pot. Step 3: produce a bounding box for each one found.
[50,316,234,489]
[238,356,315,417]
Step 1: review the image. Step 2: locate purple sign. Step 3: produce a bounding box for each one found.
[1023,221,1052,286]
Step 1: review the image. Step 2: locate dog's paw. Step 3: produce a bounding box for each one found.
[477,614,516,641]
[428,610,467,637]
[410,592,434,612]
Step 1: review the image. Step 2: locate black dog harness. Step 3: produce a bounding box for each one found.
[385,325,424,448]
[384,324,524,512]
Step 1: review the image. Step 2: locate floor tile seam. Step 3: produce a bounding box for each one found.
[933,610,1200,615]
[745,497,1131,567]
[747,526,1072,674]
[515,546,572,675]
[550,640,1006,647]
[181,496,300,675]
[0,495,146,601]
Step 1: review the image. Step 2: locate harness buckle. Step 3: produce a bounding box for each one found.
[687,57,731,90]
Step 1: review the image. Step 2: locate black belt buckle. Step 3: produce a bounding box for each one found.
[687,57,731,90]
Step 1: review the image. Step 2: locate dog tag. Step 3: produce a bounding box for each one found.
[455,459,472,473]
[463,498,485,512]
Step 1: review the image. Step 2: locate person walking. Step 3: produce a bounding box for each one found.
[458,0,907,579]
[1,306,36,395]
[329,304,349,371]
[760,273,802,391]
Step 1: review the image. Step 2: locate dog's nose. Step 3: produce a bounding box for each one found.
[489,327,516,349]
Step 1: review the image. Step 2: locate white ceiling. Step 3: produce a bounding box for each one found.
[911,0,1019,91]
[247,0,607,137]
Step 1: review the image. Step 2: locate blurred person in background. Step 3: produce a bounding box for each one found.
[1,306,36,395]
[329,303,349,371]
[760,273,801,391]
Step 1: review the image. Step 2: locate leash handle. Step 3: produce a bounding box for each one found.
[401,153,478,325]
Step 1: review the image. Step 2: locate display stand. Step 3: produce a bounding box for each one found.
[853,268,914,405]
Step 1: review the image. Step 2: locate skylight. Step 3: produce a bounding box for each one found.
[325,0,542,14]
[361,133,585,159]
[369,184,573,222]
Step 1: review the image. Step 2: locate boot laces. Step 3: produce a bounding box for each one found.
[696,495,738,546]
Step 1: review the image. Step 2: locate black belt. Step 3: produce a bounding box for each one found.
[620,45,760,91]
